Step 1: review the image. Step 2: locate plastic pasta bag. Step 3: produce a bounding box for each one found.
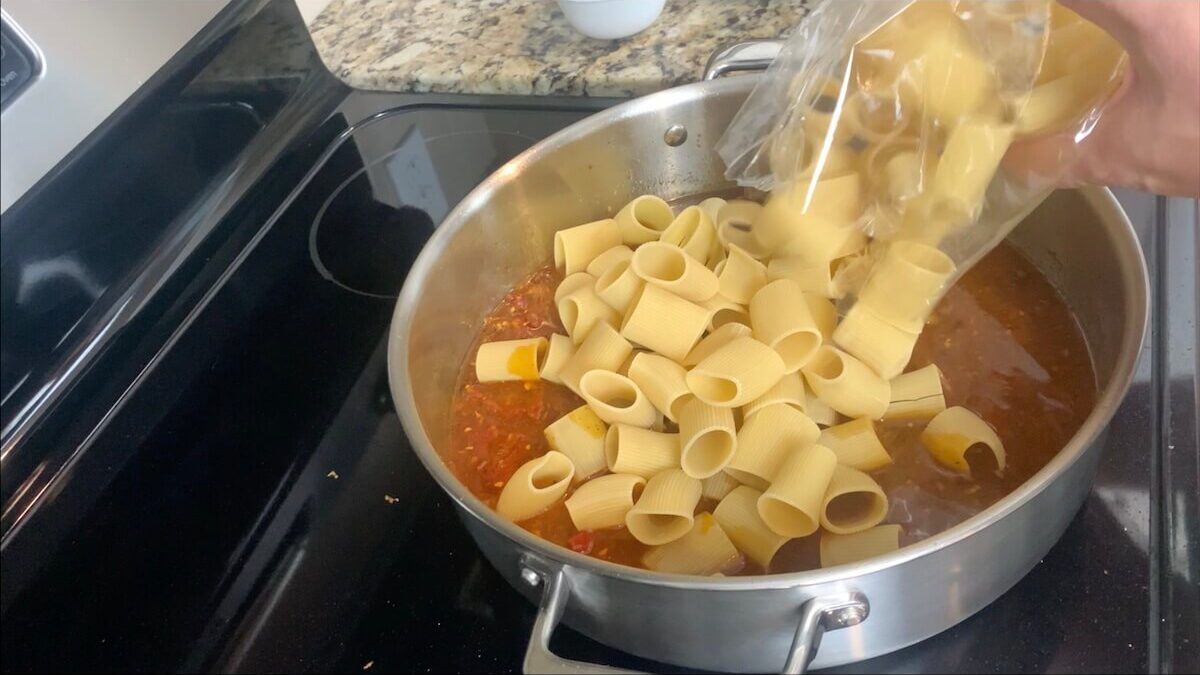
[716,0,1126,321]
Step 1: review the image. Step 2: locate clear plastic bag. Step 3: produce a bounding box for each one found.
[716,0,1126,310]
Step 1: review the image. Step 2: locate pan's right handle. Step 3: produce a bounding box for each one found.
[703,39,784,80]
[782,592,871,674]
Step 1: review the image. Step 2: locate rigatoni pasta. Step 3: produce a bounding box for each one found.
[700,294,751,331]
[616,195,674,245]
[557,321,633,394]
[750,279,823,373]
[715,244,769,304]
[832,303,920,380]
[564,473,645,531]
[742,372,807,419]
[802,346,891,419]
[605,424,680,478]
[713,486,789,568]
[544,405,609,481]
[855,241,956,333]
[820,524,903,568]
[820,464,888,535]
[677,397,737,479]
[885,364,947,419]
[579,370,658,428]
[554,218,622,275]
[558,285,622,345]
[625,469,702,545]
[620,284,709,362]
[627,352,693,422]
[687,337,786,408]
[660,206,717,264]
[758,444,838,537]
[631,241,720,302]
[539,334,575,385]
[818,418,893,471]
[726,403,819,489]
[475,337,547,383]
[921,406,1007,475]
[643,512,741,575]
[586,244,634,278]
[594,259,645,314]
[496,451,575,522]
[701,471,741,502]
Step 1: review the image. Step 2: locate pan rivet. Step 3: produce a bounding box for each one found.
[664,124,688,147]
[521,568,541,586]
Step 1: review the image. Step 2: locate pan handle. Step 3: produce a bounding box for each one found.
[519,555,869,674]
[520,556,642,675]
[703,39,784,80]
[782,591,871,673]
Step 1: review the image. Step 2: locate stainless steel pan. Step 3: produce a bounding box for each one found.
[387,71,1148,672]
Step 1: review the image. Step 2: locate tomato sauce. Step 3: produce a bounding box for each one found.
[446,244,1096,574]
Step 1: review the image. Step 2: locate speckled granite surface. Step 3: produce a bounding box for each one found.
[307,0,806,96]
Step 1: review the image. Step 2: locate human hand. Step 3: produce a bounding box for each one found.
[1005,0,1200,197]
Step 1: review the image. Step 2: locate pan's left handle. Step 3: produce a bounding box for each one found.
[703,39,784,80]
[520,556,643,675]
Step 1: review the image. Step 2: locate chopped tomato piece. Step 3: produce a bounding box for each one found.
[568,530,595,555]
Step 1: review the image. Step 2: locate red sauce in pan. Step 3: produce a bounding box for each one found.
[446,244,1096,574]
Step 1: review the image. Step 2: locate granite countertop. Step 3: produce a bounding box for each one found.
[308,0,806,97]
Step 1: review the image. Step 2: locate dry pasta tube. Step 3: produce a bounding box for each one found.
[605,424,680,478]
[820,524,902,568]
[594,260,645,314]
[643,512,741,575]
[700,294,751,332]
[555,271,595,304]
[698,197,727,224]
[885,364,946,420]
[564,473,645,531]
[843,90,909,144]
[631,241,720,303]
[677,397,737,479]
[856,240,956,332]
[757,173,864,259]
[758,444,838,537]
[931,119,1015,223]
[557,321,633,394]
[579,370,658,428]
[716,201,770,260]
[818,418,893,471]
[820,464,888,535]
[544,405,609,480]
[713,486,788,569]
[805,293,837,343]
[687,337,786,409]
[921,406,1007,476]
[804,382,838,427]
[707,234,727,273]
[558,285,622,345]
[627,352,693,422]
[554,218,622,275]
[802,346,891,420]
[904,9,996,123]
[625,469,702,545]
[620,284,709,363]
[766,256,841,299]
[475,337,548,383]
[743,372,806,419]
[586,244,634,279]
[727,403,820,490]
[615,195,674,245]
[660,205,717,264]
[539,334,575,385]
[1015,70,1118,139]
[684,322,752,367]
[702,471,740,501]
[715,244,768,305]
[831,303,920,380]
[750,279,823,373]
[496,451,575,522]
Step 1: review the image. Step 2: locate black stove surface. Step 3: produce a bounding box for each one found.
[2,2,1195,673]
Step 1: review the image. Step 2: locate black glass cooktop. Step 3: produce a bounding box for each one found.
[2,1,1195,672]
